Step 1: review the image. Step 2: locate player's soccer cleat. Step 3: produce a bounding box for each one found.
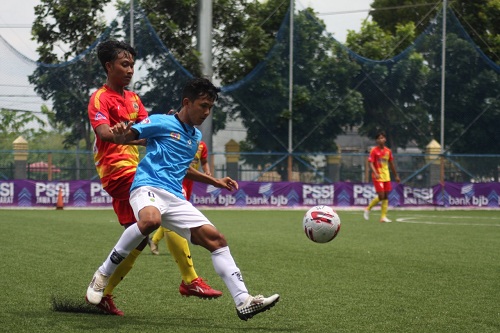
[380,217,392,223]
[149,239,159,255]
[86,294,124,316]
[86,270,109,305]
[363,209,370,220]
[236,294,280,321]
[179,277,223,299]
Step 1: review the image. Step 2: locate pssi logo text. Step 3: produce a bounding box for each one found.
[353,184,376,199]
[0,182,14,197]
[35,183,70,197]
[302,185,334,199]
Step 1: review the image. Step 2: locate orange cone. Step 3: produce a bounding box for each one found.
[56,188,64,210]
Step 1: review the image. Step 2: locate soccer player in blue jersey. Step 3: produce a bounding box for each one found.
[86,78,280,320]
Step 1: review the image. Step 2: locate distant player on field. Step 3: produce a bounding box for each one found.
[363,131,400,223]
[86,77,280,320]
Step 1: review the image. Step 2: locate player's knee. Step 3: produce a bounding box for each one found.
[191,227,227,250]
[214,232,227,248]
[137,207,161,234]
[138,217,161,234]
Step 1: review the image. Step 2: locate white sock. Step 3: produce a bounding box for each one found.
[211,246,249,306]
[99,223,146,276]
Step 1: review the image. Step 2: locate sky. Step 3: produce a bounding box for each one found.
[0,0,373,60]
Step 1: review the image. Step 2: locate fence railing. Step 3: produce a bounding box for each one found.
[2,150,500,186]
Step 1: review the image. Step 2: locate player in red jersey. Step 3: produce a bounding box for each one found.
[363,131,400,223]
[87,40,221,315]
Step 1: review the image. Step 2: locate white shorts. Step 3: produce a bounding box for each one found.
[130,186,214,242]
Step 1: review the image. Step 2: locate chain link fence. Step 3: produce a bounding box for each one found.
[2,149,499,187]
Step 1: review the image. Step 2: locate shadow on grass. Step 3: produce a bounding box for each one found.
[51,295,107,315]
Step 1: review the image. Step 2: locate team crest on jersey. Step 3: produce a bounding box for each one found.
[95,111,107,121]
[140,117,151,124]
[171,132,181,140]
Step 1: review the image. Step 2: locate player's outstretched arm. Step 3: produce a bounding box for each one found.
[186,167,238,191]
[109,122,139,144]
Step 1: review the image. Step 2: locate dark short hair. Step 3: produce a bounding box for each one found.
[97,40,136,73]
[182,78,220,103]
[375,131,386,139]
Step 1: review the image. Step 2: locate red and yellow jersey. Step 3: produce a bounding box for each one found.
[368,146,393,182]
[88,85,148,189]
[182,141,208,200]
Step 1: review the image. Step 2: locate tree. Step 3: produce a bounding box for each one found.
[117,0,290,134]
[371,0,500,65]
[346,21,431,150]
[0,109,46,150]
[220,8,364,178]
[29,0,119,176]
[422,30,500,154]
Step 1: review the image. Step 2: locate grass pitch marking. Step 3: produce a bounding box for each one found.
[396,215,500,227]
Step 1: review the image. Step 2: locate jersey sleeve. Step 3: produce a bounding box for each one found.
[88,89,110,130]
[200,141,208,160]
[132,114,166,139]
[368,147,376,162]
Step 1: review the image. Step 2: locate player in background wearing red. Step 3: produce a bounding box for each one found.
[87,40,221,315]
[363,131,400,223]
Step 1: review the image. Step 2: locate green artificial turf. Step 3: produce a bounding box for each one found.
[0,209,498,332]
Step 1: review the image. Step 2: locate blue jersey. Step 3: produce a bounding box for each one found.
[130,114,201,199]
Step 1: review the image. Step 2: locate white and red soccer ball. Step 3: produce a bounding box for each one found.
[303,205,341,243]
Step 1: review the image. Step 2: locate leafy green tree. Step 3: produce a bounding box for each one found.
[29,0,118,176]
[221,8,364,178]
[422,31,500,154]
[116,0,290,133]
[346,21,431,149]
[371,0,500,64]
[30,0,114,148]
[0,109,46,150]
[359,0,500,182]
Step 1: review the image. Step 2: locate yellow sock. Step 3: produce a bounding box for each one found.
[381,199,388,219]
[151,226,165,244]
[165,229,198,284]
[367,197,380,210]
[104,248,141,295]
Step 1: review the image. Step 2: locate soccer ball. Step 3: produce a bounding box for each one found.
[302,205,341,243]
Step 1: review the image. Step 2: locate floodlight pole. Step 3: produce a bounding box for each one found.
[130,0,134,89]
[198,0,214,156]
[287,0,294,181]
[439,0,447,183]
[130,0,134,48]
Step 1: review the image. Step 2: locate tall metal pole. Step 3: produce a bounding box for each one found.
[198,0,214,154]
[130,0,134,90]
[130,0,134,48]
[287,0,294,181]
[439,0,447,183]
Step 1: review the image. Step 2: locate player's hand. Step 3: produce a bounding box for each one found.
[395,176,401,183]
[215,177,239,191]
[110,122,133,144]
